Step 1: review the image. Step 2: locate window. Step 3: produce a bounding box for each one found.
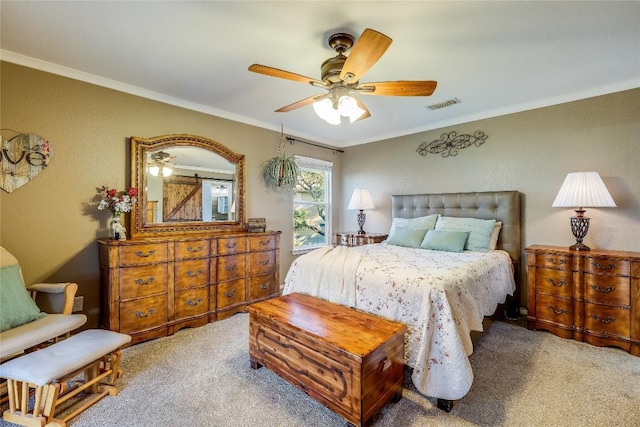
[293,156,332,253]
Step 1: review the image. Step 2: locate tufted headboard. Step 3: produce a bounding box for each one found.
[391,191,521,264]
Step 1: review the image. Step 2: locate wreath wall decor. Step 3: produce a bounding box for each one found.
[416,131,488,158]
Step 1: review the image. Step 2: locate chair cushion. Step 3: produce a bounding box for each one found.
[0,265,46,332]
[0,313,87,359]
[0,329,131,386]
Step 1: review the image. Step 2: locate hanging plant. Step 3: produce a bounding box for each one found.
[263,129,299,193]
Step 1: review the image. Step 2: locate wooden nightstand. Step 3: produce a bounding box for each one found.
[333,232,388,247]
[525,245,640,356]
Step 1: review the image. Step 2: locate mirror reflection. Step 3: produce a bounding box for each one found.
[130,134,245,238]
[144,146,237,223]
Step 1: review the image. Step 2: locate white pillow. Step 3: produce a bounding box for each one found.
[389,214,439,234]
[434,216,497,252]
[488,221,502,250]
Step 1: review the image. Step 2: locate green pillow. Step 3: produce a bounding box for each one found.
[420,229,469,252]
[386,226,429,248]
[0,264,46,332]
[434,216,497,251]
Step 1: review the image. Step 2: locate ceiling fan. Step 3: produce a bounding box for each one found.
[147,151,175,177]
[248,28,437,125]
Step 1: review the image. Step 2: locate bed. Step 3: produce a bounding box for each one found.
[283,190,521,409]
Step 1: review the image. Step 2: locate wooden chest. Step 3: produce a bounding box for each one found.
[248,293,406,427]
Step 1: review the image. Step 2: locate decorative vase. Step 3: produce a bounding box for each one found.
[109,213,123,240]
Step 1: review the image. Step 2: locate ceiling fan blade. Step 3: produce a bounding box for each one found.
[249,64,325,86]
[340,28,392,84]
[353,95,371,122]
[275,94,325,112]
[357,81,438,96]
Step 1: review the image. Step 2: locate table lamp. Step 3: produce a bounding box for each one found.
[348,189,375,234]
[551,171,616,251]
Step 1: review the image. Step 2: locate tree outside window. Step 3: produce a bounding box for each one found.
[293,156,332,252]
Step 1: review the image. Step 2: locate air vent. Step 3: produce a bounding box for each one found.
[426,98,461,110]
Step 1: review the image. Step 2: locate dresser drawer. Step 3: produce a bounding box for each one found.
[119,264,168,299]
[249,251,276,276]
[118,243,168,266]
[217,254,246,282]
[535,268,572,298]
[119,294,168,334]
[584,274,630,307]
[217,279,246,310]
[175,239,209,260]
[249,273,277,300]
[217,237,247,256]
[535,294,573,325]
[585,304,630,339]
[175,259,210,291]
[175,287,209,319]
[584,257,630,276]
[536,252,571,270]
[249,234,277,252]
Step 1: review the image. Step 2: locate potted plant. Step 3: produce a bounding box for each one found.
[263,133,299,193]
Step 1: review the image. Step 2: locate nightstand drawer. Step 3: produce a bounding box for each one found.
[584,275,630,307]
[585,304,630,339]
[536,253,571,270]
[584,258,630,276]
[536,268,572,298]
[535,294,573,325]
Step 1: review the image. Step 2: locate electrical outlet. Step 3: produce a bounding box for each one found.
[72,296,84,312]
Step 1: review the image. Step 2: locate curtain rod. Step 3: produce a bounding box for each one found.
[285,136,344,154]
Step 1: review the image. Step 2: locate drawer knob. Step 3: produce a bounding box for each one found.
[135,250,156,258]
[546,278,567,287]
[546,305,567,315]
[134,277,155,286]
[591,314,615,324]
[187,245,203,253]
[259,240,269,246]
[224,264,236,271]
[258,260,270,266]
[259,282,270,290]
[591,285,615,293]
[134,308,155,318]
[225,242,237,249]
[545,256,567,266]
[186,298,203,306]
[224,289,236,298]
[186,270,203,277]
[592,262,616,270]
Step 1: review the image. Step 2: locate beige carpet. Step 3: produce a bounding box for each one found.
[2,314,639,426]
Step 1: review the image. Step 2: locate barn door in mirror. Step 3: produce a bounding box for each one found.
[130,134,245,238]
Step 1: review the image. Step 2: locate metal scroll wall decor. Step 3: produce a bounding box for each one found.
[0,130,53,193]
[416,130,487,158]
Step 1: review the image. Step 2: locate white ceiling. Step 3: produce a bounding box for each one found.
[1,1,638,148]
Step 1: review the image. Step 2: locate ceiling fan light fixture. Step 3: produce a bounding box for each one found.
[338,95,365,123]
[148,163,172,177]
[313,97,341,125]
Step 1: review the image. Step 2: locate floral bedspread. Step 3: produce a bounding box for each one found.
[283,244,515,401]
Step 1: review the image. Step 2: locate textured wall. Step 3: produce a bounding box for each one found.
[340,88,640,308]
[0,62,342,328]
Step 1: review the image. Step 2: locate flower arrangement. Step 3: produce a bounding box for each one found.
[97,186,138,215]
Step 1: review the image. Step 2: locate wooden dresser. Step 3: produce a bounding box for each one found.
[525,245,639,356]
[98,231,280,344]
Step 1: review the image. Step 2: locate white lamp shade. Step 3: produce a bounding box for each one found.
[551,172,616,208]
[347,189,375,210]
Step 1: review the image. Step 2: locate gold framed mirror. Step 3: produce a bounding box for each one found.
[130,134,245,238]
